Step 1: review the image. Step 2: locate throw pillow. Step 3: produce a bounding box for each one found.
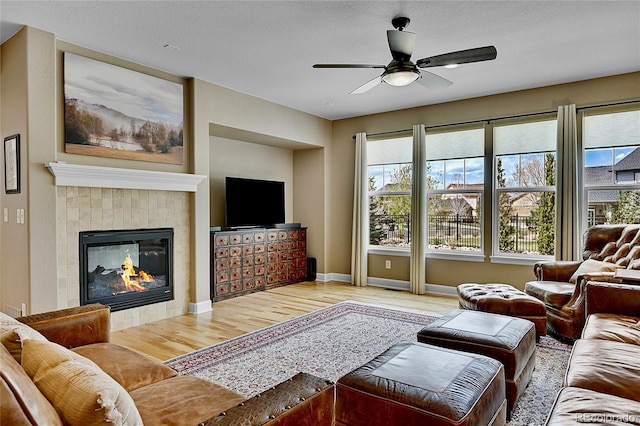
[0,312,47,363]
[21,339,143,426]
[568,259,622,284]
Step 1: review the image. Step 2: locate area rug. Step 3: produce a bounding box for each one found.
[166,301,571,426]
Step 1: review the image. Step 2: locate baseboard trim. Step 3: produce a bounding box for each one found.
[189,300,213,314]
[425,283,458,296]
[367,277,410,291]
[315,273,329,282]
[315,273,457,297]
[315,273,350,283]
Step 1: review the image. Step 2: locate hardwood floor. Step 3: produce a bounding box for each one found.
[110,281,458,362]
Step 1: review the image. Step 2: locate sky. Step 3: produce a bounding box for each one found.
[584,146,635,167]
[64,52,183,126]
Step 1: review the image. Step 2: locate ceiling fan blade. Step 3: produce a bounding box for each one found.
[387,30,415,61]
[416,46,497,68]
[313,64,386,69]
[416,70,453,89]
[350,75,383,95]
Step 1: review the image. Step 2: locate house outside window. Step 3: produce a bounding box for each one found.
[493,118,557,258]
[368,136,412,247]
[425,127,484,254]
[583,108,640,228]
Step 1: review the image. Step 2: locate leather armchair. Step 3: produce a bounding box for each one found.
[524,224,640,340]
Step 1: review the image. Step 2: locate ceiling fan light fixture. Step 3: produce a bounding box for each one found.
[382,70,420,86]
[313,16,497,94]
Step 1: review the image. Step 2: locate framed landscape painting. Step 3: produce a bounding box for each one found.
[64,52,184,164]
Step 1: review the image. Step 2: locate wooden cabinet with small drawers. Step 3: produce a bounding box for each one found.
[211,228,307,301]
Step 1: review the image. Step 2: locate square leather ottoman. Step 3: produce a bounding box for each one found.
[335,342,506,426]
[203,372,335,426]
[458,283,547,336]
[417,309,536,418]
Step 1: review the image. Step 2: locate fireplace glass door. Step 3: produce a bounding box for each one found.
[80,228,173,311]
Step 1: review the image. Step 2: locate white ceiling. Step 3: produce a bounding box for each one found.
[2,1,639,121]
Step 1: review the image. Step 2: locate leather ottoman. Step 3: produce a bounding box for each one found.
[335,342,507,426]
[417,309,536,418]
[458,283,547,336]
[203,372,335,426]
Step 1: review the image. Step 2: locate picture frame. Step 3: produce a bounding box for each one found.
[4,134,20,194]
[63,52,184,165]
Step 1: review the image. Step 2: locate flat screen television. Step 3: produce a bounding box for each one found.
[225,177,285,228]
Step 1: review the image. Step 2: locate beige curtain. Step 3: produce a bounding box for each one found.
[556,104,580,260]
[410,125,426,294]
[351,132,369,286]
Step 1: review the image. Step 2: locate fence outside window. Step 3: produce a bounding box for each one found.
[371,213,546,254]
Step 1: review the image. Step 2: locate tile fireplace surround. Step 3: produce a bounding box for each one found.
[49,162,205,331]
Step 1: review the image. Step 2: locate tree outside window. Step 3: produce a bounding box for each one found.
[494,118,557,257]
[425,127,485,253]
[369,164,412,246]
[367,136,413,247]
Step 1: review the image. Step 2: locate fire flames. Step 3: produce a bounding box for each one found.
[120,254,153,292]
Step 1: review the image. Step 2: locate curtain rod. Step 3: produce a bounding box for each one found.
[352,128,413,140]
[577,99,640,112]
[352,99,639,139]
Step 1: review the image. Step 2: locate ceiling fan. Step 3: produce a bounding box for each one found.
[313,16,497,94]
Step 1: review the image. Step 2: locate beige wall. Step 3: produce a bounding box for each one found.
[293,148,326,271]
[0,28,30,316]
[330,72,640,290]
[209,137,294,227]
[0,44,2,310]
[208,138,328,271]
[0,27,58,315]
[192,78,332,309]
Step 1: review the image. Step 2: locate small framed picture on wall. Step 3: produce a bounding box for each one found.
[4,134,20,194]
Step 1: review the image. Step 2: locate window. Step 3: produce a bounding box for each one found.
[425,127,485,253]
[493,118,557,258]
[583,108,640,227]
[368,136,412,247]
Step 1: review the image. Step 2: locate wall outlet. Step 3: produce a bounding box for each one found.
[16,208,25,224]
[385,260,392,269]
[21,303,27,316]
[3,208,7,222]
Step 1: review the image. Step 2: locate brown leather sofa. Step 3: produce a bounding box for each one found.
[1,304,334,426]
[544,281,640,425]
[525,224,640,339]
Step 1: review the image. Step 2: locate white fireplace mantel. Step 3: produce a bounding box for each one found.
[45,162,206,192]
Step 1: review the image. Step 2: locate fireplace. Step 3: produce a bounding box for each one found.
[79,228,174,312]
